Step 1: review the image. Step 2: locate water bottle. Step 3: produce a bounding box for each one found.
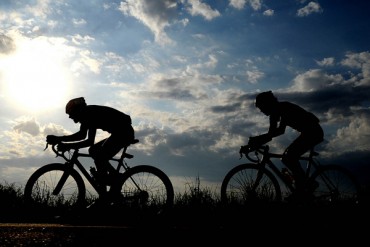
[90,167,97,178]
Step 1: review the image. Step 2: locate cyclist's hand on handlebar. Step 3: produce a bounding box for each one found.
[239,145,250,158]
[46,135,62,145]
[57,143,71,152]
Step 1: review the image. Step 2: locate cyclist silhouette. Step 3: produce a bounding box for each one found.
[46,97,135,189]
[248,91,324,201]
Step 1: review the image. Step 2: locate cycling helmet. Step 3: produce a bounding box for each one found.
[65,97,87,115]
[255,91,277,108]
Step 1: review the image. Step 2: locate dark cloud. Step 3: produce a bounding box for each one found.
[153,89,196,101]
[131,136,234,183]
[277,85,370,117]
[210,102,241,113]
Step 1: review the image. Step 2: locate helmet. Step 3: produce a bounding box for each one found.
[255,91,277,108]
[65,97,87,115]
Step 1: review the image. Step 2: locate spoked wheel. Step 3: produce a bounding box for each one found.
[221,163,282,206]
[24,163,86,216]
[310,164,361,206]
[118,165,174,212]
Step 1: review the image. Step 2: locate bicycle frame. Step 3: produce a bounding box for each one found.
[222,144,360,205]
[51,144,132,196]
[249,145,320,193]
[25,140,175,211]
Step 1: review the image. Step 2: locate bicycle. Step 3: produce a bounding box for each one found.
[24,139,174,216]
[221,142,361,206]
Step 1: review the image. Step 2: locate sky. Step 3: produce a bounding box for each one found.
[0,0,369,196]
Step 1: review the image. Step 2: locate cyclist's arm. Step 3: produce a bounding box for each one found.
[250,114,286,146]
[267,115,286,138]
[60,125,95,148]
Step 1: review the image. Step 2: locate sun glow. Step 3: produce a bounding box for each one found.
[2,37,71,113]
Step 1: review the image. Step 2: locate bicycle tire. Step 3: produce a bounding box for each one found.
[310,164,360,206]
[24,163,86,210]
[221,163,282,206]
[119,165,174,211]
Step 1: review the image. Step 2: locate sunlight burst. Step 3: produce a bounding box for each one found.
[2,37,71,113]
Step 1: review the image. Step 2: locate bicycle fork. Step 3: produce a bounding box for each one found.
[246,165,266,199]
[52,162,74,195]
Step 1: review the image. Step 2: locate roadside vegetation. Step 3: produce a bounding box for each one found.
[0,178,224,226]
[0,179,369,227]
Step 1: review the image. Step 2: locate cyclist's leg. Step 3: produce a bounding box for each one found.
[89,139,108,174]
[282,129,323,200]
[91,126,135,161]
[89,137,121,182]
[282,136,308,193]
[90,131,134,198]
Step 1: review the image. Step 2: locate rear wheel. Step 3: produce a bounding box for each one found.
[119,165,174,212]
[310,164,360,206]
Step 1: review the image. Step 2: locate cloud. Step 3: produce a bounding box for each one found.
[341,51,370,85]
[229,0,263,11]
[229,0,246,10]
[316,57,335,67]
[297,1,323,17]
[24,0,52,19]
[0,33,16,54]
[248,0,262,11]
[13,118,41,136]
[118,0,177,45]
[327,112,370,154]
[289,69,343,92]
[246,69,264,83]
[0,0,369,191]
[0,118,45,159]
[72,18,87,26]
[186,0,221,20]
[285,53,370,117]
[70,34,94,45]
[263,9,274,16]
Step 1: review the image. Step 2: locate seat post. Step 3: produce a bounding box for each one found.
[305,148,317,176]
[120,146,128,160]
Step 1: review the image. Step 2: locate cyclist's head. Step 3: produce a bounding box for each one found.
[255,91,278,114]
[65,97,87,116]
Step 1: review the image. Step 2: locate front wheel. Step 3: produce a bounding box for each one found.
[310,164,360,206]
[24,163,86,212]
[221,163,282,206]
[119,165,174,211]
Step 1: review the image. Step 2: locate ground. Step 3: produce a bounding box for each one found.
[0,202,368,246]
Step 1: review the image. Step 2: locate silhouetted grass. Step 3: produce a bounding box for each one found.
[0,180,369,227]
[0,178,220,225]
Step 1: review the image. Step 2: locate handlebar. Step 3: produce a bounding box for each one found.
[239,144,269,163]
[44,142,76,159]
